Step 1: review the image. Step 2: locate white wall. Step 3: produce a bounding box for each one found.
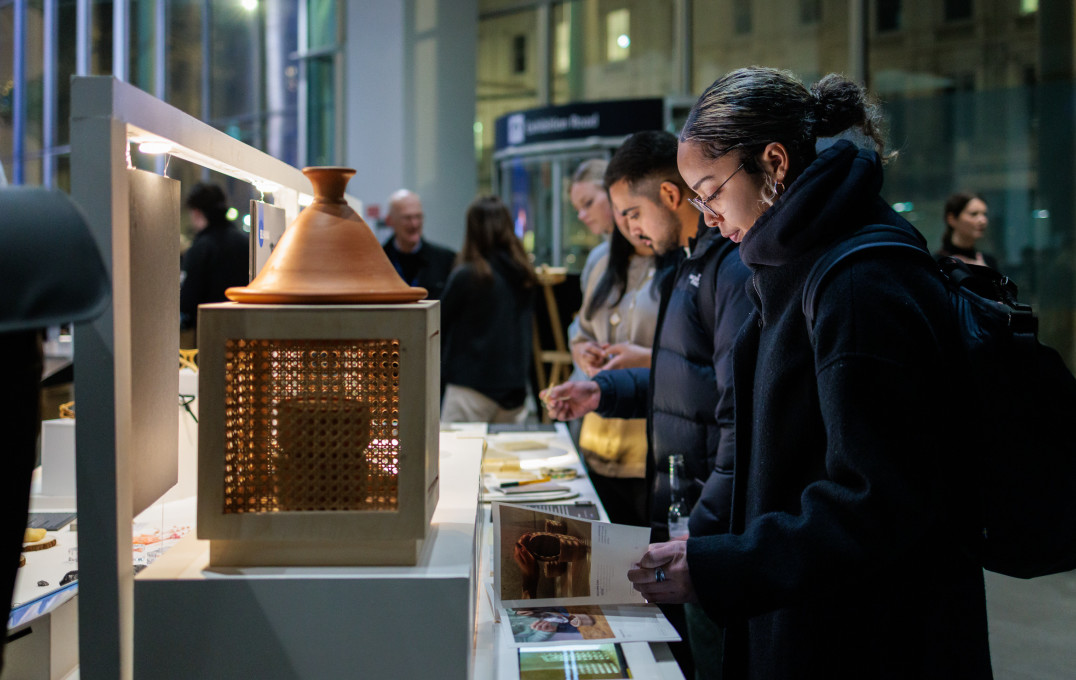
[345,0,477,252]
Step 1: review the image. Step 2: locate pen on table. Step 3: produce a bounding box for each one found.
[499,477,552,488]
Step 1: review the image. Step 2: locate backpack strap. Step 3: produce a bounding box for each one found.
[802,224,932,341]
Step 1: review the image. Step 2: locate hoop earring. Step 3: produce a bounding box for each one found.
[773,180,786,195]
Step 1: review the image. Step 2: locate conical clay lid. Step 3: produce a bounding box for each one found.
[226,167,427,304]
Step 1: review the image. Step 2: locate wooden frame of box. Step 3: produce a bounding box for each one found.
[196,300,439,567]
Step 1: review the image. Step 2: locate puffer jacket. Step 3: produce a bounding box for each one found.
[594,222,753,540]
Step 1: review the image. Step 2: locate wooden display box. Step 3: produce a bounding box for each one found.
[196,301,439,566]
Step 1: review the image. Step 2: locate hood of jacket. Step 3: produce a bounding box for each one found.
[739,139,896,269]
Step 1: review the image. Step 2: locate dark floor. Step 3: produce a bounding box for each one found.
[985,569,1076,679]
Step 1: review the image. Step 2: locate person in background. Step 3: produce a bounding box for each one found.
[569,159,616,297]
[440,195,538,424]
[382,189,457,300]
[543,130,753,680]
[936,191,999,270]
[563,159,617,445]
[569,183,661,528]
[628,67,991,679]
[179,182,249,335]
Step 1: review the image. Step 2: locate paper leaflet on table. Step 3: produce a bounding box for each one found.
[498,602,680,648]
[492,502,650,609]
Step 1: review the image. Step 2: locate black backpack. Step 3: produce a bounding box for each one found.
[803,223,1076,579]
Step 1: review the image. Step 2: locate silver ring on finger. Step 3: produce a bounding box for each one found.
[654,566,666,583]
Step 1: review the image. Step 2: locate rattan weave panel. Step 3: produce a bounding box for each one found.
[222,338,401,513]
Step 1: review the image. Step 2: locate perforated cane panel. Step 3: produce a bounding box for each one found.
[222,338,401,513]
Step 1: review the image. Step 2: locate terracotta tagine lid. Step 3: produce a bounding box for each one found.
[225,166,427,304]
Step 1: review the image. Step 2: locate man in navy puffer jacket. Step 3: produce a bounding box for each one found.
[542,131,753,679]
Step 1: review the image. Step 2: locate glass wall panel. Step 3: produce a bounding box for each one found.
[691,0,847,94]
[1,4,13,167]
[210,1,263,148]
[551,0,675,104]
[306,55,334,166]
[24,2,44,163]
[866,0,1075,361]
[92,0,112,75]
[56,0,77,147]
[165,1,202,119]
[130,0,155,93]
[476,8,540,191]
[307,0,334,50]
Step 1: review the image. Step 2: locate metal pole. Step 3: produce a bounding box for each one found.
[113,0,128,81]
[13,0,25,184]
[676,0,693,96]
[849,0,869,87]
[155,0,167,174]
[76,0,90,75]
[535,2,551,105]
[200,0,211,178]
[297,0,308,166]
[43,0,58,186]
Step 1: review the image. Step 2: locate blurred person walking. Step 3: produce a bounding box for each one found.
[440,195,537,424]
[180,182,249,336]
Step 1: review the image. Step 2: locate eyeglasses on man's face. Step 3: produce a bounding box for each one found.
[688,162,745,219]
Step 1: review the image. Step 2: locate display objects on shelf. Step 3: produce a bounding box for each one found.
[195,166,439,567]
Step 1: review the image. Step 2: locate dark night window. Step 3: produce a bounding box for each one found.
[877,0,901,32]
[944,0,973,21]
[800,0,822,24]
[733,0,752,35]
[512,34,526,74]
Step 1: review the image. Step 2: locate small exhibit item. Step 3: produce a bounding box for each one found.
[22,529,57,552]
[518,643,630,680]
[501,477,553,488]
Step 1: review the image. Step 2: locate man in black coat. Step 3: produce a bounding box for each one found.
[179,183,249,334]
[382,189,456,300]
[542,131,753,679]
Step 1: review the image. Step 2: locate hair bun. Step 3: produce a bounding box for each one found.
[809,74,869,138]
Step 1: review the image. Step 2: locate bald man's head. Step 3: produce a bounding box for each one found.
[386,189,424,253]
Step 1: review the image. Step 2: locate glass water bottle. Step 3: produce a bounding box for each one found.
[667,454,690,539]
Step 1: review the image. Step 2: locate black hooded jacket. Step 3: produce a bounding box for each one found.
[685,140,992,679]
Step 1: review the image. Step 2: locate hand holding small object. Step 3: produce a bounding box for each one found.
[539,381,601,421]
[572,340,608,377]
[627,541,698,604]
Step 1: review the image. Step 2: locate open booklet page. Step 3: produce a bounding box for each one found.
[493,502,651,609]
[499,603,680,648]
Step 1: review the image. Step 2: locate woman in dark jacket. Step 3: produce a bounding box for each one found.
[935,191,999,270]
[628,67,992,679]
[440,195,537,423]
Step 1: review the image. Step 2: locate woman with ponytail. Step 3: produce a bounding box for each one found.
[627,68,992,679]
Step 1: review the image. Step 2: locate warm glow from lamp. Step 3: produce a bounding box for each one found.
[138,141,173,155]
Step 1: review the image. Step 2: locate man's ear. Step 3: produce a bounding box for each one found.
[760,142,790,184]
[658,180,683,210]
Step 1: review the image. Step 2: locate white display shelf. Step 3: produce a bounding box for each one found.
[132,434,482,680]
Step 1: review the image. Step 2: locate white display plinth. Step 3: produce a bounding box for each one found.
[133,435,482,680]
